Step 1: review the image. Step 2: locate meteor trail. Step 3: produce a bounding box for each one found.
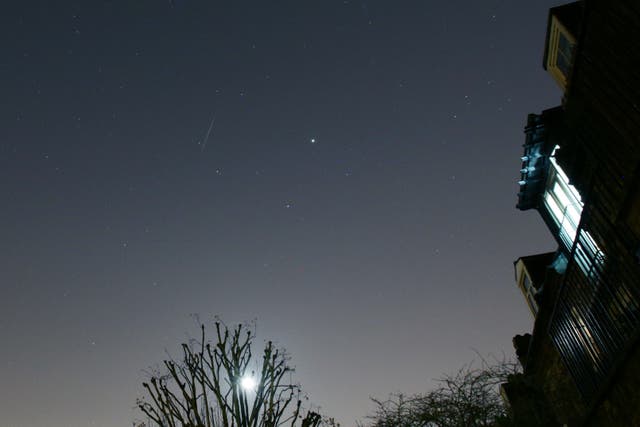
[201,112,216,152]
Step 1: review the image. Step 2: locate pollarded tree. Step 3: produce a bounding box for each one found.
[136,321,334,427]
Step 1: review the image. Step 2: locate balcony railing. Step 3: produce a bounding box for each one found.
[548,204,640,402]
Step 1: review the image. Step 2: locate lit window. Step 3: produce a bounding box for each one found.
[543,146,604,277]
[544,154,582,249]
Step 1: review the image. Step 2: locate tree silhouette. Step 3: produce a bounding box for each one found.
[364,357,518,427]
[136,321,333,427]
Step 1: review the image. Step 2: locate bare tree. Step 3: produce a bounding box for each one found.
[365,357,519,427]
[136,321,334,427]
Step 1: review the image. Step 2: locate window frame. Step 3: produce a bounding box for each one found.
[546,15,577,90]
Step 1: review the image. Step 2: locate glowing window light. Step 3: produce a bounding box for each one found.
[544,146,604,277]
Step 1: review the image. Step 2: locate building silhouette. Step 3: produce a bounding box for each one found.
[502,1,640,425]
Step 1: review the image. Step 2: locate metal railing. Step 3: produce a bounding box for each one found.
[548,204,640,402]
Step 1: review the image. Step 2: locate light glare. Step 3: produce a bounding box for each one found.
[240,375,256,391]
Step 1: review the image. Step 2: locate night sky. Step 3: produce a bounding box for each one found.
[2,1,563,426]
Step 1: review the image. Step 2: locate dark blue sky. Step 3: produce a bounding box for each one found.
[2,1,562,425]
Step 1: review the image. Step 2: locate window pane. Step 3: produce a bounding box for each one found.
[558,32,574,61]
[556,52,571,78]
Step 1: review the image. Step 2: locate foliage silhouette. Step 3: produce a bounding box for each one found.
[136,320,335,427]
[364,356,518,427]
